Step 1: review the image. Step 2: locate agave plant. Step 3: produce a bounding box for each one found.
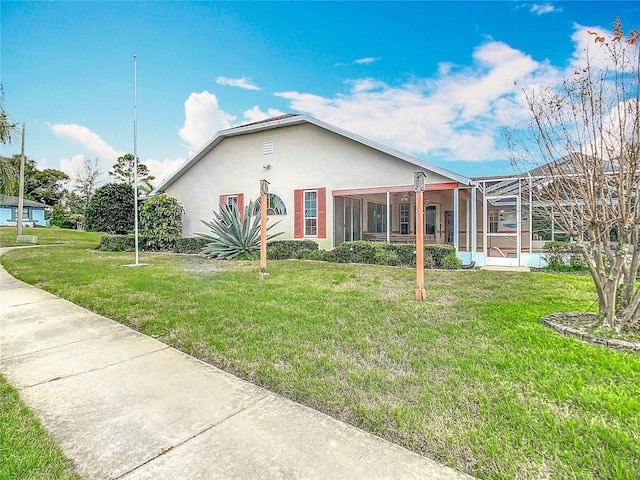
[196,199,283,259]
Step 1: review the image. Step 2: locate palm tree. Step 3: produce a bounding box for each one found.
[0,87,19,194]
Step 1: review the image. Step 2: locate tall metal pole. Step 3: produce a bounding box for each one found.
[133,55,140,265]
[17,123,25,237]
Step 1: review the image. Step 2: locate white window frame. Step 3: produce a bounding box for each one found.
[304,190,318,237]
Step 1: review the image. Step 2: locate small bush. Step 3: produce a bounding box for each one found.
[98,234,137,251]
[267,240,319,259]
[296,248,327,261]
[441,252,463,270]
[173,237,209,254]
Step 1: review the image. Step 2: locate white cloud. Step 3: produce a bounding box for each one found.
[143,157,185,186]
[530,3,561,15]
[216,76,261,90]
[50,123,122,161]
[354,57,381,65]
[276,40,551,162]
[179,91,235,150]
[241,106,287,124]
[59,154,88,178]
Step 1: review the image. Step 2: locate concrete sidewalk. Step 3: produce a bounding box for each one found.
[0,256,473,480]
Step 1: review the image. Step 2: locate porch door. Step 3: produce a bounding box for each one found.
[483,196,521,267]
[334,197,362,246]
[445,211,454,244]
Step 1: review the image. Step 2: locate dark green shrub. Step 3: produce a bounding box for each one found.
[394,244,417,266]
[441,252,463,269]
[173,237,209,254]
[139,195,184,250]
[85,183,135,234]
[49,203,76,229]
[425,245,455,266]
[267,240,319,259]
[296,248,327,261]
[543,241,570,270]
[98,234,137,251]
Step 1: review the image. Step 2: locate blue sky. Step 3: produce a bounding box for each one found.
[2,1,638,186]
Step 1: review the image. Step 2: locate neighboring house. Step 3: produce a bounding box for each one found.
[154,114,552,267]
[0,194,48,227]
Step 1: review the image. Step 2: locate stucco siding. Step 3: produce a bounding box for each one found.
[165,122,458,248]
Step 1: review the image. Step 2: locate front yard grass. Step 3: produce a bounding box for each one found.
[2,246,639,479]
[0,374,81,480]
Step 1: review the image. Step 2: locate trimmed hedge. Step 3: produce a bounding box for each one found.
[98,234,137,252]
[174,237,209,254]
[98,235,209,254]
[97,236,461,269]
[267,240,319,260]
[320,241,460,269]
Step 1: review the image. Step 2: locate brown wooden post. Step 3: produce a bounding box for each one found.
[414,172,427,301]
[259,179,269,280]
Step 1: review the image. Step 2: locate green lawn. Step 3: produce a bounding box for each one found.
[0,374,82,480]
[0,227,103,248]
[1,242,639,479]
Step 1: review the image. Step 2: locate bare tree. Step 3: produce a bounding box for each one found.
[507,19,640,332]
[73,157,102,211]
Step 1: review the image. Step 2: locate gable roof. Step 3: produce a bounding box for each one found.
[0,194,49,208]
[154,114,473,193]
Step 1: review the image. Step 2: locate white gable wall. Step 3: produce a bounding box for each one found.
[164,122,456,248]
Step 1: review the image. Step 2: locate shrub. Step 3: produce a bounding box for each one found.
[322,241,459,269]
[267,240,319,260]
[441,252,463,269]
[98,234,137,251]
[543,241,570,270]
[139,194,184,250]
[85,183,135,234]
[197,199,283,260]
[425,245,455,266]
[173,237,209,254]
[296,248,327,261]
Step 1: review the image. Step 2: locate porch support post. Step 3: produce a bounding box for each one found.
[482,182,487,261]
[471,186,477,259]
[465,195,470,252]
[453,187,459,251]
[414,172,426,301]
[528,175,533,253]
[386,191,391,244]
[517,178,522,267]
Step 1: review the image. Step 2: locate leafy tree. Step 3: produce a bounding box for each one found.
[139,194,184,250]
[197,199,283,259]
[109,154,155,195]
[1,154,69,205]
[0,156,17,195]
[507,19,640,331]
[85,183,135,233]
[49,202,76,229]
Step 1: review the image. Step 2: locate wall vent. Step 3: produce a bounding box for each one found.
[263,141,274,155]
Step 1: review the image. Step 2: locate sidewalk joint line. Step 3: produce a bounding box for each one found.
[114,393,272,479]
[21,346,171,389]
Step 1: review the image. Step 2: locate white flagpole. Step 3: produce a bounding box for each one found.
[133,55,140,265]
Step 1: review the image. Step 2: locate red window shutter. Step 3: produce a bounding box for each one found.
[294,189,304,238]
[317,187,327,239]
[237,193,245,222]
[219,195,227,209]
